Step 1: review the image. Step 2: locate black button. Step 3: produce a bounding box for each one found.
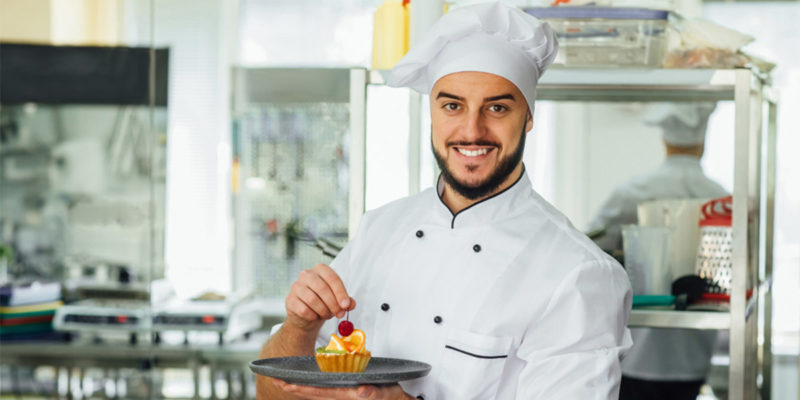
[473,244,481,253]
[433,316,442,324]
[416,230,424,238]
[417,396,425,400]
[381,303,390,311]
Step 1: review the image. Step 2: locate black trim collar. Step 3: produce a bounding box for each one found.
[437,164,527,229]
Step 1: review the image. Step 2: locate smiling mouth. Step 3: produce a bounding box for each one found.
[456,148,489,157]
[453,145,496,158]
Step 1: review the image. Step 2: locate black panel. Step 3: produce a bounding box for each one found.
[153,315,226,326]
[64,314,140,325]
[0,43,168,106]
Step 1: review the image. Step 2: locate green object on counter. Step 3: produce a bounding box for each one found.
[0,322,52,335]
[632,295,675,307]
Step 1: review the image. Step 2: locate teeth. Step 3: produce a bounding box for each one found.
[457,148,489,157]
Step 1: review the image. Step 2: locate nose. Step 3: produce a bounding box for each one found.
[461,108,487,141]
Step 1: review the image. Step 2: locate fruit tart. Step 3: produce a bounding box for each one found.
[314,318,371,373]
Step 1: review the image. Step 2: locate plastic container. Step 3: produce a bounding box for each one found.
[637,198,707,280]
[622,225,672,295]
[371,0,410,70]
[524,7,669,67]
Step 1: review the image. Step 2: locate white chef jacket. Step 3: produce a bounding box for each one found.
[319,169,633,399]
[587,155,728,381]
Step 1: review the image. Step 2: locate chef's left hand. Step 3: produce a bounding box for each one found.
[273,380,413,400]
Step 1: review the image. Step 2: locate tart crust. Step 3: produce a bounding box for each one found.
[314,350,372,373]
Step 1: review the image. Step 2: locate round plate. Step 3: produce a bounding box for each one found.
[249,356,431,388]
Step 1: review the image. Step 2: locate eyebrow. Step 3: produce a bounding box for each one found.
[436,91,464,101]
[435,91,516,102]
[485,94,516,102]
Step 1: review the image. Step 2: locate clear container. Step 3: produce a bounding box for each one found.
[525,7,669,67]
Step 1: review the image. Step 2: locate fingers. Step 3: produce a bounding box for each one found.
[313,264,352,311]
[305,269,345,319]
[357,386,377,398]
[274,381,384,399]
[295,279,334,319]
[285,263,354,328]
[274,381,407,400]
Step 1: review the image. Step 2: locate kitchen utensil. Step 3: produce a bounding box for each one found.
[694,196,734,293]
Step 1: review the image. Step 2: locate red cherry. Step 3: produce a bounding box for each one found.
[338,320,354,336]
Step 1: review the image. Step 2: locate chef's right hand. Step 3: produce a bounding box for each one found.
[285,263,355,332]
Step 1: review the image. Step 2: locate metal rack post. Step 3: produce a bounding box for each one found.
[729,69,764,400]
[761,99,778,400]
[349,69,368,239]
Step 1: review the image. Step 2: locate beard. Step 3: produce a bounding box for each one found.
[432,122,527,200]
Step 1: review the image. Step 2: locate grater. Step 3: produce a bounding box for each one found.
[694,196,733,293]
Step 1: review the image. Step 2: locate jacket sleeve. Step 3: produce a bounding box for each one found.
[587,188,641,253]
[515,260,633,400]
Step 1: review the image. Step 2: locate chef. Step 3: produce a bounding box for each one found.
[258,2,632,399]
[587,102,726,400]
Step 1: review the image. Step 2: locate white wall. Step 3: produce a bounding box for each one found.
[155,0,237,298]
[237,0,375,67]
[534,102,664,231]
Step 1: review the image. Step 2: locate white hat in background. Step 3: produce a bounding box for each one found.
[644,102,717,146]
[386,1,558,115]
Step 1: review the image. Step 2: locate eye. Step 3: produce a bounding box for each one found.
[488,104,508,113]
[443,103,460,111]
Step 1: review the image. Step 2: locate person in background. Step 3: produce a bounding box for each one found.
[257,2,633,399]
[587,102,728,400]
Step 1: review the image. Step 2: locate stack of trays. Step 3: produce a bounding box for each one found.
[0,282,63,340]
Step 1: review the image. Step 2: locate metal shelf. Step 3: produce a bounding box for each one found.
[629,309,730,330]
[369,68,763,101]
[536,68,751,101]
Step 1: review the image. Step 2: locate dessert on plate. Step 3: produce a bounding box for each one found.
[314,318,371,373]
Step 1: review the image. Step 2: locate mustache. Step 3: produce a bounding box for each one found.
[447,140,499,147]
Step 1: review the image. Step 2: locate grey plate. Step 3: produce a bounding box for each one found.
[249,356,431,388]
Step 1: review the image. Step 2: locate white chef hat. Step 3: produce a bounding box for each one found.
[644,102,717,146]
[386,1,558,116]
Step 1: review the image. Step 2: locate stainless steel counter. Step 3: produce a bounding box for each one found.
[0,332,269,399]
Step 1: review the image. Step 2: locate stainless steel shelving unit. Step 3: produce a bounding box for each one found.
[535,68,777,400]
[359,68,777,400]
[230,68,369,296]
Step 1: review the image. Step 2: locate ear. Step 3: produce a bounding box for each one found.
[525,110,534,133]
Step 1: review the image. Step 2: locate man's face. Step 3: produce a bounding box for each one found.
[430,71,532,200]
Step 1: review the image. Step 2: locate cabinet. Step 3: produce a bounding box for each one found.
[364,68,776,400]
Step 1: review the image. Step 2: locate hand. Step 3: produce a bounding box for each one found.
[285,263,356,332]
[273,380,412,400]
